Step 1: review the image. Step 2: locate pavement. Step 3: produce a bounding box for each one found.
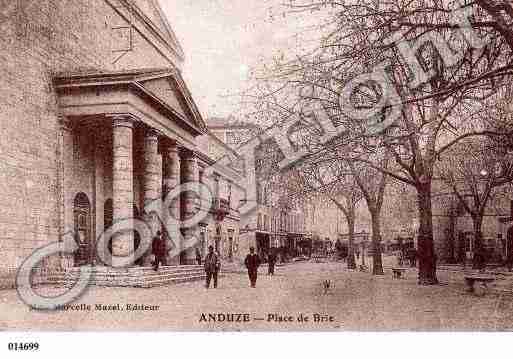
[379,254,513,294]
[1,259,513,331]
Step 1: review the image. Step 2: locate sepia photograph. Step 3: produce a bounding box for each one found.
[1,1,513,353]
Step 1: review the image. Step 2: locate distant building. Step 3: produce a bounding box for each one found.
[204,117,316,261]
[380,178,513,264]
[430,179,513,264]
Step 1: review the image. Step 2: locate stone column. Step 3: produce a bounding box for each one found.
[163,141,181,265]
[111,116,135,263]
[142,128,162,266]
[181,150,199,264]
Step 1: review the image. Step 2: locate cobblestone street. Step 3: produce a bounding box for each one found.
[1,260,513,331]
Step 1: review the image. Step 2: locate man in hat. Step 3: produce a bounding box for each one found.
[204,245,220,289]
[152,231,166,271]
[268,249,276,276]
[244,247,261,288]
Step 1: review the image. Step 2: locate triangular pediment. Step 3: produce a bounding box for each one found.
[138,72,207,134]
[54,68,206,136]
[140,77,188,119]
[105,0,185,69]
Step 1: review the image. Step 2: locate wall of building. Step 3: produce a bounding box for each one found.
[0,0,179,284]
[377,178,513,262]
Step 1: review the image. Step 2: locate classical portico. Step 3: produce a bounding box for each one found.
[55,69,207,269]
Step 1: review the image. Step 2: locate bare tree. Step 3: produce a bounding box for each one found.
[348,149,390,275]
[438,137,513,269]
[298,160,363,269]
[282,0,513,97]
[239,0,513,285]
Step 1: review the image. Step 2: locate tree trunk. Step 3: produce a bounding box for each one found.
[370,210,384,275]
[472,214,485,270]
[347,216,356,269]
[416,184,439,285]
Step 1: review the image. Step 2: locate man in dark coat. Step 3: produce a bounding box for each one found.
[268,251,276,276]
[152,231,166,271]
[244,247,261,288]
[195,247,202,265]
[408,248,417,267]
[204,245,220,289]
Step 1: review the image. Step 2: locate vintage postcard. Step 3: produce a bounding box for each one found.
[1,0,513,345]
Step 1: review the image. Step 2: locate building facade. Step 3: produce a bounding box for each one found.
[0,0,242,287]
[430,179,513,264]
[196,129,245,263]
[207,117,343,260]
[380,178,513,264]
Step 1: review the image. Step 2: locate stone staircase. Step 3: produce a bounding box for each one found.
[43,265,208,288]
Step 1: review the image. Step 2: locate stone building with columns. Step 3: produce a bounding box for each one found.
[0,0,244,287]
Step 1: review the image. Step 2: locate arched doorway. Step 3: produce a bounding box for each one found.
[74,192,91,266]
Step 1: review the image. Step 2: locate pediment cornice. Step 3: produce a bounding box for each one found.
[54,69,206,137]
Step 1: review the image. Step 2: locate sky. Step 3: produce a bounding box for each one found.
[160,0,327,119]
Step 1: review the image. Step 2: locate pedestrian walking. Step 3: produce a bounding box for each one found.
[396,249,403,266]
[408,248,417,267]
[244,247,261,288]
[195,247,202,265]
[268,251,276,276]
[152,231,166,271]
[204,245,220,289]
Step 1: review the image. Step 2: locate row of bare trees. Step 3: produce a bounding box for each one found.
[240,0,513,284]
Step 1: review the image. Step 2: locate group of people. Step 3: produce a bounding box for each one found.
[203,246,277,289]
[150,231,276,289]
[396,247,417,267]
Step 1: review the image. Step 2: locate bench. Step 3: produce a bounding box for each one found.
[392,268,407,279]
[464,275,495,295]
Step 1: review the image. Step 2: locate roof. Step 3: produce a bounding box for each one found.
[54,68,207,135]
[119,0,185,62]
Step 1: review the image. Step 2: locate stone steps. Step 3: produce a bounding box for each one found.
[42,265,209,288]
[137,274,208,288]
